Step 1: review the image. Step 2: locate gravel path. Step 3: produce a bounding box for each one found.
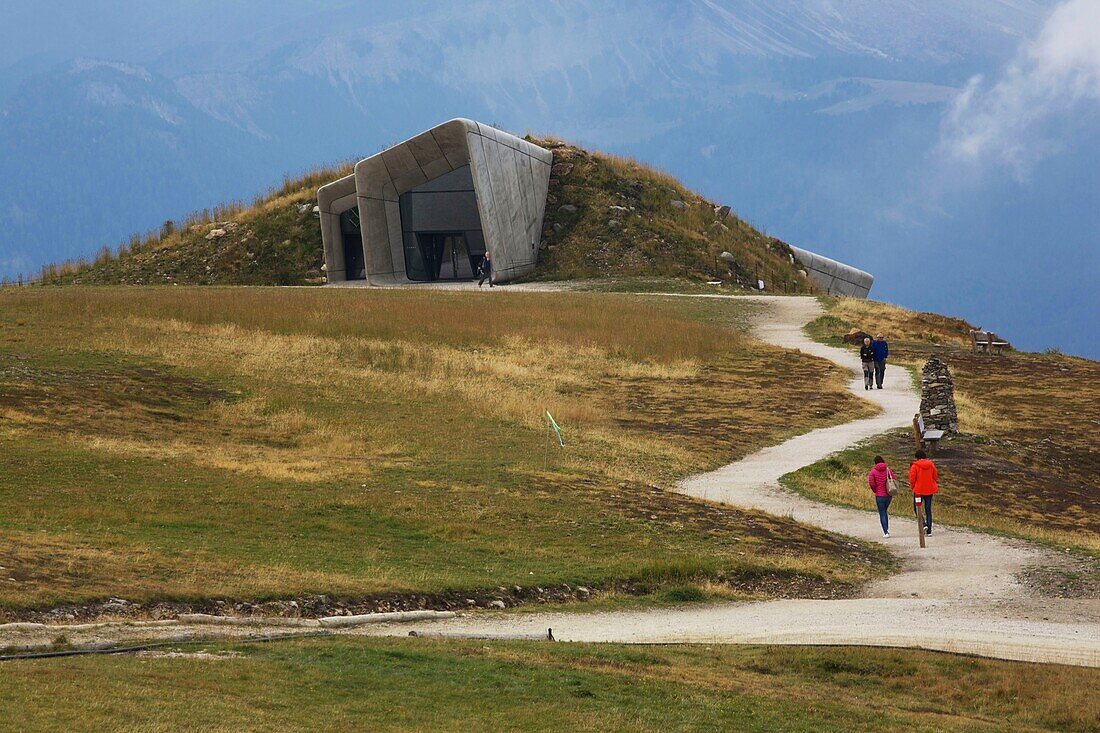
[359,295,1100,667]
[4,295,1096,666]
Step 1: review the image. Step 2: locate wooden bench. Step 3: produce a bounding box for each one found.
[970,329,1009,355]
[913,413,945,453]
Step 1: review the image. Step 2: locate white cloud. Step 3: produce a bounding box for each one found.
[940,0,1100,178]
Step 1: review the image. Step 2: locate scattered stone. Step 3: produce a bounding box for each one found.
[551,162,574,177]
[842,329,872,345]
[205,228,227,240]
[488,600,506,609]
[920,357,959,434]
[669,199,686,210]
[608,219,621,228]
[713,204,731,218]
[609,205,629,212]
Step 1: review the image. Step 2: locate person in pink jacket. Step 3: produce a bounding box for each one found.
[868,455,897,537]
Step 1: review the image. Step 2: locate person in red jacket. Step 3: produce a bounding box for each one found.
[909,449,939,535]
[867,455,897,537]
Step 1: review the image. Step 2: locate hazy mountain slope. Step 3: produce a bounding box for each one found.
[0,60,271,275]
[3,0,1095,356]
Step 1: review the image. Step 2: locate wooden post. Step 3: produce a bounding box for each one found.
[912,415,923,451]
[913,495,927,548]
[987,331,994,356]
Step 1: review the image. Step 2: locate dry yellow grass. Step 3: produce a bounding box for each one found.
[824,297,975,345]
[0,286,880,610]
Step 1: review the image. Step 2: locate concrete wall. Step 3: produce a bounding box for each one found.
[316,173,358,282]
[789,245,874,298]
[320,119,552,285]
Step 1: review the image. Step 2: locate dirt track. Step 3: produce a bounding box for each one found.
[357,295,1100,666]
[3,295,1097,666]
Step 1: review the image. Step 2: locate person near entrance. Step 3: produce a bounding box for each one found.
[478,251,493,288]
[909,449,939,535]
[872,333,889,389]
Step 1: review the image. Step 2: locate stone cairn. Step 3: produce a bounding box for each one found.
[920,357,959,434]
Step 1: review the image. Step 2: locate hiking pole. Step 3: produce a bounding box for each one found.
[913,494,926,548]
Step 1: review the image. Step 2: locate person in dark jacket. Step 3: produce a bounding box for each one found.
[478,251,493,288]
[860,336,875,390]
[867,455,897,537]
[872,333,889,389]
[909,449,939,535]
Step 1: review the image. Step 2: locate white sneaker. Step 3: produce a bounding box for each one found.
[883,531,890,538]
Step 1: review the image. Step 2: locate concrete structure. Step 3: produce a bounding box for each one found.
[789,245,873,298]
[318,119,552,285]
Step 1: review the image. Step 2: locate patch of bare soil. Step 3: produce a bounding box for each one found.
[1022,553,1100,599]
[0,351,229,435]
[134,649,243,660]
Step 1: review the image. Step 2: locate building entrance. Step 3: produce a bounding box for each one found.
[415,233,477,281]
[340,207,365,280]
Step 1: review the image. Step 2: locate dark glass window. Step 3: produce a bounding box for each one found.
[340,208,365,280]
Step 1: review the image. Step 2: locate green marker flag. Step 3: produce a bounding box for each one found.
[546,410,565,447]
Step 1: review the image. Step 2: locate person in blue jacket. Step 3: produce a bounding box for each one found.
[872,333,889,389]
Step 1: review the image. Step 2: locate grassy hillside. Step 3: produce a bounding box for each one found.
[789,297,1100,558]
[0,287,881,617]
[31,138,812,291]
[32,165,351,286]
[6,637,1097,732]
[528,138,812,290]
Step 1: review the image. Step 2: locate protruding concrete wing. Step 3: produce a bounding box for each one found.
[789,245,874,298]
[317,173,358,282]
[319,119,553,285]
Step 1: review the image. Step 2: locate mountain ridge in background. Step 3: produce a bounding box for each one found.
[1,0,1096,356]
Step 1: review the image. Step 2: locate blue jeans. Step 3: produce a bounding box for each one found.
[921,494,933,531]
[875,495,892,533]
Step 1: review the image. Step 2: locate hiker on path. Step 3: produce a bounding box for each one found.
[872,333,889,389]
[909,449,939,535]
[478,251,493,288]
[868,455,897,537]
[860,336,875,390]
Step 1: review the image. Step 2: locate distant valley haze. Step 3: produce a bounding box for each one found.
[1,0,1097,356]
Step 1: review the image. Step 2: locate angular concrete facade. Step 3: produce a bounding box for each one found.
[318,119,552,285]
[789,245,874,298]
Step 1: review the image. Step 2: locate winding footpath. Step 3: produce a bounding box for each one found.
[3,295,1097,665]
[365,295,1100,666]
